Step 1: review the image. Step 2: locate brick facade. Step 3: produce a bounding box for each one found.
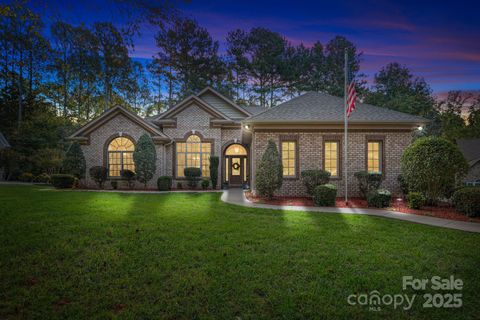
[79,100,414,195]
[163,103,243,188]
[251,130,413,197]
[81,113,165,189]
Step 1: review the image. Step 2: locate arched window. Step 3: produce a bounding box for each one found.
[108,137,135,177]
[176,134,211,177]
[225,144,247,156]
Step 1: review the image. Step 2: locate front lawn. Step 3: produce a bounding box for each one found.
[0,185,479,319]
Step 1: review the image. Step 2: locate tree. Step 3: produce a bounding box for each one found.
[323,36,363,97]
[255,140,283,199]
[365,62,434,117]
[209,155,219,189]
[63,142,86,179]
[133,133,156,188]
[226,27,287,108]
[154,16,226,100]
[401,137,468,204]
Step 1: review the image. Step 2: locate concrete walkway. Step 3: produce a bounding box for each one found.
[221,188,480,233]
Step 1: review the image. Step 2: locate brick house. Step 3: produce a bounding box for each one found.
[69,87,427,196]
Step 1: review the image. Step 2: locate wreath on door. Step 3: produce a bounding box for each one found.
[232,163,240,170]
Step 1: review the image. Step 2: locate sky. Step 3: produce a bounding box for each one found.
[20,0,480,97]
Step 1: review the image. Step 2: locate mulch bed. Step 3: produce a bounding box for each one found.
[245,191,480,223]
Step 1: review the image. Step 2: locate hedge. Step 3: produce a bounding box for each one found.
[453,187,480,217]
[201,179,210,190]
[301,170,331,196]
[157,176,172,191]
[89,166,108,188]
[51,174,76,189]
[354,171,382,199]
[184,167,202,189]
[313,184,337,207]
[367,189,391,208]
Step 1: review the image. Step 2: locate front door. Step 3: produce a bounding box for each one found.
[229,157,243,186]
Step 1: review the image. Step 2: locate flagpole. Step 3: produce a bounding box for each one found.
[344,49,348,204]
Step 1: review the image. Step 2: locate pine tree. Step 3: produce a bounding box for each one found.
[63,142,86,179]
[133,134,157,188]
[255,140,283,199]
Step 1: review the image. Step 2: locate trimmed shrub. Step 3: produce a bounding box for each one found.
[121,169,136,189]
[209,156,219,189]
[354,171,382,199]
[453,187,480,217]
[176,182,183,189]
[184,167,202,189]
[34,173,51,184]
[367,189,392,208]
[89,166,108,189]
[51,174,76,189]
[63,142,86,179]
[301,169,331,196]
[157,176,172,191]
[201,179,210,190]
[407,192,426,209]
[255,140,283,199]
[313,184,337,207]
[111,180,118,190]
[401,137,468,204]
[133,134,156,188]
[19,172,34,182]
[397,174,409,197]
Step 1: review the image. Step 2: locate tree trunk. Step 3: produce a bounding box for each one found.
[17,50,23,129]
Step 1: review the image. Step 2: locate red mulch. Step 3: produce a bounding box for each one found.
[245,192,480,223]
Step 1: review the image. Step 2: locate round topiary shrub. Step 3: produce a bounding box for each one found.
[89,166,108,189]
[354,171,382,199]
[301,169,331,196]
[157,176,172,191]
[407,192,426,209]
[184,167,202,189]
[401,137,468,204]
[51,174,76,189]
[313,184,337,207]
[367,189,391,208]
[201,178,210,190]
[453,187,480,217]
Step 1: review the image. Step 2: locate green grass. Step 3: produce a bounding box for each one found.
[0,185,479,319]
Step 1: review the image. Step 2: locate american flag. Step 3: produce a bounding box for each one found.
[346,78,356,117]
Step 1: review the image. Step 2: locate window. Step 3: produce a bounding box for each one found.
[367,141,382,173]
[176,134,211,178]
[108,137,135,177]
[281,141,296,177]
[225,144,247,156]
[324,141,339,177]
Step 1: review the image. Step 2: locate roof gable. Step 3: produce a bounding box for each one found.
[245,91,429,125]
[197,87,251,119]
[68,106,170,142]
[156,95,231,120]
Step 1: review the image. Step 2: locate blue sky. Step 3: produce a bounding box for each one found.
[20,0,480,96]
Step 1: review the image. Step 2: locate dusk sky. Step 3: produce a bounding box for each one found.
[24,0,480,96]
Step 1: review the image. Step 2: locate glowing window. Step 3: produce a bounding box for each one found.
[225,144,247,156]
[108,137,135,177]
[367,141,382,173]
[324,141,339,177]
[176,134,211,177]
[281,141,296,177]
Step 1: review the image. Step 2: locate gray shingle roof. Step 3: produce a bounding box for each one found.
[245,92,428,124]
[457,139,480,166]
[241,105,265,115]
